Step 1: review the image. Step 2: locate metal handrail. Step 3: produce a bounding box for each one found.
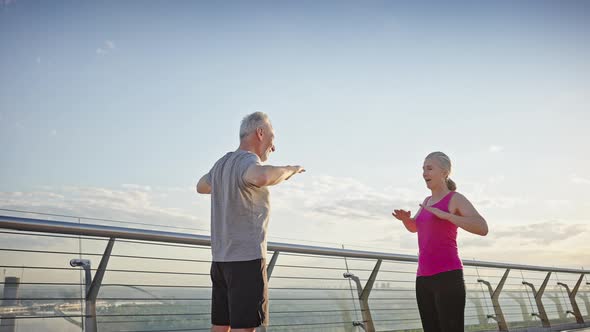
[1,214,590,332]
[0,215,587,274]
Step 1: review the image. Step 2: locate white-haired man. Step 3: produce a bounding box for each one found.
[196,112,305,332]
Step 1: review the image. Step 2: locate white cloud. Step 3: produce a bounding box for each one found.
[122,184,152,191]
[0,185,208,233]
[273,175,422,222]
[1,177,589,269]
[50,129,57,136]
[571,175,590,185]
[487,175,505,184]
[489,145,504,153]
[545,199,573,210]
[460,179,529,210]
[96,40,116,55]
[36,57,41,64]
[480,220,587,245]
[473,196,529,209]
[457,221,590,267]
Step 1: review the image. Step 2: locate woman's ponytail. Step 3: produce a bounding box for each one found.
[446,177,457,191]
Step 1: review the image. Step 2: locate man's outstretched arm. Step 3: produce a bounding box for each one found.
[244,165,305,187]
[196,174,211,194]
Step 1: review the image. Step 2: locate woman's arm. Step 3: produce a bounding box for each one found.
[448,193,488,235]
[392,206,423,233]
[420,193,488,236]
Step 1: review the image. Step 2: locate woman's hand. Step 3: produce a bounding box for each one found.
[393,209,417,233]
[419,204,452,221]
[392,209,411,222]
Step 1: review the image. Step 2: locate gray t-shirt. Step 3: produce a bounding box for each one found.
[207,149,270,262]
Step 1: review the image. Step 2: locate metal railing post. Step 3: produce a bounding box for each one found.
[478,268,510,331]
[522,271,551,327]
[582,282,590,316]
[0,277,20,332]
[266,251,280,279]
[258,251,280,332]
[343,259,381,332]
[70,238,116,332]
[69,258,91,330]
[557,273,585,324]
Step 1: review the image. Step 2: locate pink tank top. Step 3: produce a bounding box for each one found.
[416,191,463,276]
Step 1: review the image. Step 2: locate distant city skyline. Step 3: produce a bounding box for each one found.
[1,1,589,268]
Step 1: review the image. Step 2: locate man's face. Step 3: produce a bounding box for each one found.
[259,122,275,162]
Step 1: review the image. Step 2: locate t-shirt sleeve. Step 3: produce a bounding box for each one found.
[205,170,212,185]
[204,163,215,186]
[238,153,261,188]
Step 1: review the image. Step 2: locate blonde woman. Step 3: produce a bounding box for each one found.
[392,152,488,332]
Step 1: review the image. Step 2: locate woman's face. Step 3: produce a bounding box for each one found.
[422,157,448,190]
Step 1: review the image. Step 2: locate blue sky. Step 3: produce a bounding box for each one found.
[1,1,590,267]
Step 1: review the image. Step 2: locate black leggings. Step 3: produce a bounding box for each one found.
[416,269,466,332]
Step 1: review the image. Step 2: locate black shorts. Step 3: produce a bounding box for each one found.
[416,269,465,332]
[210,258,268,328]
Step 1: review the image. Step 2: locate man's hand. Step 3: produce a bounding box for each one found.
[285,166,305,180]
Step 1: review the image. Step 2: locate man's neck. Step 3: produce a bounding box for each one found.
[238,140,258,156]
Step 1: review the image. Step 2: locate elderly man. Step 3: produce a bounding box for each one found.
[196,112,305,332]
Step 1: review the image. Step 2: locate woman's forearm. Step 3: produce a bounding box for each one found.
[448,214,488,236]
[402,218,417,233]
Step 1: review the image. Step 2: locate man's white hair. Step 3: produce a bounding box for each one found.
[240,112,270,139]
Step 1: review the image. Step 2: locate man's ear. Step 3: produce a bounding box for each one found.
[256,127,264,141]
